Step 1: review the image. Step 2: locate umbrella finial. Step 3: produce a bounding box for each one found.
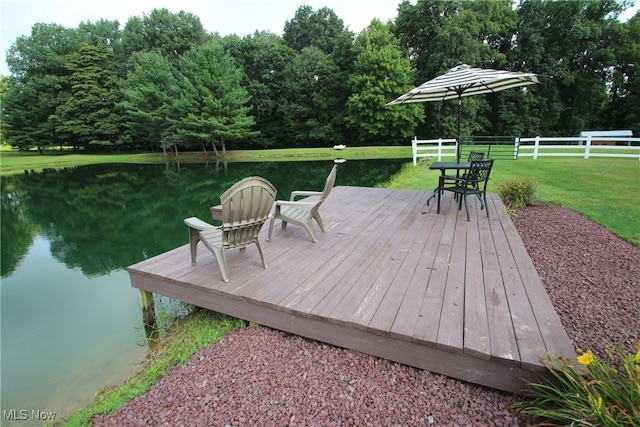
[451,63,469,72]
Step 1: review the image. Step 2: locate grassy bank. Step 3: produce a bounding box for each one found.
[58,311,246,426]
[0,146,412,175]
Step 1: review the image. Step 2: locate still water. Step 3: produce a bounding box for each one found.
[1,159,406,425]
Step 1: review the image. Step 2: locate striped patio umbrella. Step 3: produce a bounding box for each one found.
[387,63,540,162]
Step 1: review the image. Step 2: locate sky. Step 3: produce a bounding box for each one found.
[0,0,403,76]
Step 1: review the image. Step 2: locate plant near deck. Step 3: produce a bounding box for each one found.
[514,344,640,426]
[496,178,538,212]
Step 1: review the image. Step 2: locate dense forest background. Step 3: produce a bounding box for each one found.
[1,0,638,153]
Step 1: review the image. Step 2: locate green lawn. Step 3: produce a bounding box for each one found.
[387,157,640,246]
[0,145,412,175]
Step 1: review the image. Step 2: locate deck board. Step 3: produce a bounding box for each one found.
[128,185,575,393]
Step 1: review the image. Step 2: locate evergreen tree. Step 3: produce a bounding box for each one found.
[119,51,178,152]
[50,42,123,151]
[169,40,255,154]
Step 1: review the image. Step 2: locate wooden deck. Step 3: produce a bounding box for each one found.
[128,186,575,394]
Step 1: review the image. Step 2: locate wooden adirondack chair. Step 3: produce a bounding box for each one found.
[267,164,337,243]
[184,176,276,282]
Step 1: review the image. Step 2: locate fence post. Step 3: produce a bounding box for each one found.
[533,136,540,160]
[585,136,592,159]
[514,137,519,160]
[437,138,442,161]
[412,136,417,165]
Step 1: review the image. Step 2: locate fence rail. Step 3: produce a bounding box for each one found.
[411,136,640,164]
[517,136,640,159]
[411,137,457,164]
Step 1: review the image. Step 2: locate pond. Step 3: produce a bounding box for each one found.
[0,159,407,425]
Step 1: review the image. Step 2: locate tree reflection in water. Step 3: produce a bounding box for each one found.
[1,159,406,278]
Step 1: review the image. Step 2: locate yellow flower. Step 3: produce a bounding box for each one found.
[577,350,595,366]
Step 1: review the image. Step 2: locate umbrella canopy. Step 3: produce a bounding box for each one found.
[387,63,540,161]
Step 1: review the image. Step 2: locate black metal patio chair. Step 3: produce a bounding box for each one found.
[440,159,494,221]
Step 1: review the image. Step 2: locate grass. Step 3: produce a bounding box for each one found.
[0,145,412,175]
[57,310,246,427]
[386,157,640,246]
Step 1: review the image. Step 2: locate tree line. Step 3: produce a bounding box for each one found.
[1,0,638,154]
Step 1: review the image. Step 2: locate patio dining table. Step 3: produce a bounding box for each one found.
[426,161,471,213]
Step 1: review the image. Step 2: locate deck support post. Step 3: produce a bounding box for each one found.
[139,290,156,326]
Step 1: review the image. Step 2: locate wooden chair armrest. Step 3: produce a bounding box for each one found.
[275,200,317,207]
[290,190,322,201]
[184,216,216,231]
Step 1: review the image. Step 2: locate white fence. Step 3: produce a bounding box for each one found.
[516,136,640,159]
[411,136,640,164]
[411,137,457,164]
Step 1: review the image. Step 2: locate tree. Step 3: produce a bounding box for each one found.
[280,6,356,146]
[283,6,349,54]
[223,32,296,148]
[50,42,123,151]
[77,19,125,75]
[169,40,255,154]
[119,50,178,152]
[279,46,346,146]
[605,13,640,135]
[3,23,79,150]
[345,19,423,144]
[393,0,520,139]
[121,9,208,63]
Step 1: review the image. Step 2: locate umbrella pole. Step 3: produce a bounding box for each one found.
[457,95,462,163]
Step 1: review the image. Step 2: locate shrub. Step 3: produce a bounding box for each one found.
[514,344,640,426]
[497,178,537,211]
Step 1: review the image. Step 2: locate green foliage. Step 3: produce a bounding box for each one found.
[512,0,629,135]
[121,8,207,62]
[514,345,640,426]
[2,2,639,151]
[608,13,640,134]
[345,19,424,145]
[280,46,345,146]
[170,40,255,152]
[222,32,296,148]
[279,6,356,147]
[496,177,538,211]
[51,42,123,151]
[3,23,77,150]
[2,74,63,150]
[119,51,178,151]
[283,6,350,54]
